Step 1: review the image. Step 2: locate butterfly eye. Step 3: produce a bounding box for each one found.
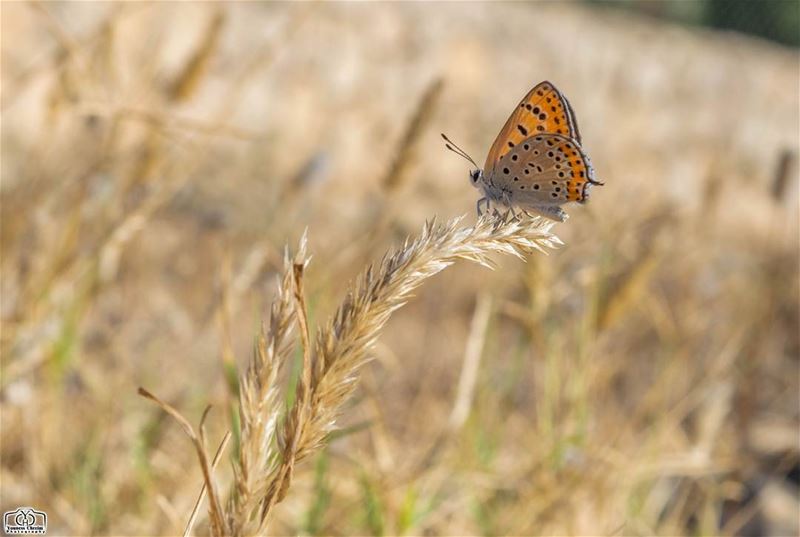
[470,170,481,184]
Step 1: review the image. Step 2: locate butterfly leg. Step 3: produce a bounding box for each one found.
[476,197,489,216]
[496,192,518,220]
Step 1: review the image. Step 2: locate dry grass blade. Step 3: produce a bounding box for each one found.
[185,431,231,537]
[381,78,444,192]
[168,10,226,102]
[771,148,796,202]
[596,246,660,331]
[137,388,226,537]
[449,292,492,430]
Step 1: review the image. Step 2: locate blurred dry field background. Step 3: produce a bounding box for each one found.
[2,2,799,536]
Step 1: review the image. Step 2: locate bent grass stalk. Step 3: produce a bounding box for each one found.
[140,213,562,536]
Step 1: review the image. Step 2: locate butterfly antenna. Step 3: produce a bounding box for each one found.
[441,133,478,168]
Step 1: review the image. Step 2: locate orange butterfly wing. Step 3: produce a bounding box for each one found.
[483,81,582,173]
[551,136,596,203]
[493,133,598,204]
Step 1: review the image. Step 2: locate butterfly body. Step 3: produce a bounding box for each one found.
[447,81,602,222]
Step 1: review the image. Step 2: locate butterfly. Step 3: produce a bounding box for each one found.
[443,81,602,222]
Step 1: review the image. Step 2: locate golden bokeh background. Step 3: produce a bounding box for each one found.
[2,2,798,535]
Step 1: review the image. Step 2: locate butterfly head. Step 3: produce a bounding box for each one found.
[469,168,482,187]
